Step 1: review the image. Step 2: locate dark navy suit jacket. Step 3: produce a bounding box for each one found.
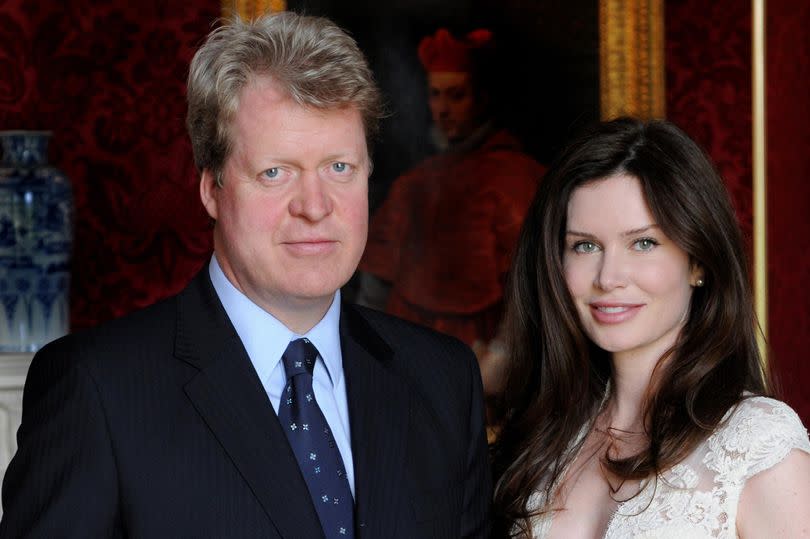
[1,270,490,538]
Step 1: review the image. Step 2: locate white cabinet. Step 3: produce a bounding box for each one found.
[0,353,33,517]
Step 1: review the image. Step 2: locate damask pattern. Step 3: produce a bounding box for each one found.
[665,0,753,243]
[764,0,810,426]
[0,1,218,330]
[666,0,810,426]
[0,2,807,430]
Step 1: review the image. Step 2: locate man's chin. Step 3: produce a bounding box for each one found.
[441,128,459,140]
[284,278,348,306]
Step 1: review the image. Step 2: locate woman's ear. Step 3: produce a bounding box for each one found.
[690,262,705,288]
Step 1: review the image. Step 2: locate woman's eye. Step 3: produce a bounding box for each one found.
[573,241,598,254]
[633,238,658,251]
[262,168,279,179]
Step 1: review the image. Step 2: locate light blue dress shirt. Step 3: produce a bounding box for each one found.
[208,255,355,496]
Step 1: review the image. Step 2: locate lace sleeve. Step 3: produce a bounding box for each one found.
[712,397,810,483]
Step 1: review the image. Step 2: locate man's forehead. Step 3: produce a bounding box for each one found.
[428,71,472,89]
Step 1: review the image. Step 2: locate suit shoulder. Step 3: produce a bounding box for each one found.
[345,304,476,376]
[76,294,177,350]
[23,294,183,412]
[350,304,467,346]
[34,293,178,373]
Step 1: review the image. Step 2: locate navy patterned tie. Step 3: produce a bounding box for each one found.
[277,338,355,538]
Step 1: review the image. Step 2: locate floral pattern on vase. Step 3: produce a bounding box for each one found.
[0,131,72,352]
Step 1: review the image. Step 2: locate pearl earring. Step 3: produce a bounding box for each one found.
[695,278,705,287]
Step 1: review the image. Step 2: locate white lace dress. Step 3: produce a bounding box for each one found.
[525,397,810,538]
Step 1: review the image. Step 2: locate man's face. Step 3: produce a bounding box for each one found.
[200,76,369,331]
[427,71,481,142]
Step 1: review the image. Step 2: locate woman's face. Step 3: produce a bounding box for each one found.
[563,174,702,364]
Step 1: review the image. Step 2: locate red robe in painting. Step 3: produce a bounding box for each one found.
[361,128,544,345]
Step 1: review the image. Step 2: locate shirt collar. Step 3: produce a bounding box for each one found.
[208,254,343,387]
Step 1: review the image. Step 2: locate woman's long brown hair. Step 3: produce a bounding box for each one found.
[491,118,769,537]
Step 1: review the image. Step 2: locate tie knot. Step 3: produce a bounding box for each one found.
[282,338,318,379]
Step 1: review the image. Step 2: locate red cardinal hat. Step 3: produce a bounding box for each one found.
[417,28,493,73]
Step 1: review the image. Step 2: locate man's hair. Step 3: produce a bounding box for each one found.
[186,11,384,185]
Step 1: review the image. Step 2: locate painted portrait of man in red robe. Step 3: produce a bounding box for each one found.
[358,29,546,423]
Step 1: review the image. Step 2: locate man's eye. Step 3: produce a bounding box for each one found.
[262,168,279,179]
[449,89,469,101]
[332,162,348,173]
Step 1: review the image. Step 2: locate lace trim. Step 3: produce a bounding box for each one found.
[527,397,810,538]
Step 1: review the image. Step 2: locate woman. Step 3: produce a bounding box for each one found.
[492,118,810,538]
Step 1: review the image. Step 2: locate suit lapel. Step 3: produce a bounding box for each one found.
[175,271,323,538]
[340,306,410,537]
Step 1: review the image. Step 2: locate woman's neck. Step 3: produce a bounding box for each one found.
[606,351,660,431]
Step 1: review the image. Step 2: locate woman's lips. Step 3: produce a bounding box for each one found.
[588,302,644,324]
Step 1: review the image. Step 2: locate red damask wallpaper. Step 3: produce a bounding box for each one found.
[765,0,810,423]
[0,1,218,329]
[665,0,753,241]
[667,0,810,424]
[2,0,808,423]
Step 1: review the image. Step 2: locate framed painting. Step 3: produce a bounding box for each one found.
[223,0,664,203]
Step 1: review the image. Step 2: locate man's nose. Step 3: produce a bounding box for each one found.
[288,172,333,221]
[433,95,450,116]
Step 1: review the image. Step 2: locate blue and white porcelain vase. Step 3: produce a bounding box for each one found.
[0,131,73,352]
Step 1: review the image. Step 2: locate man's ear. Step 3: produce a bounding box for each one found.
[200,169,218,221]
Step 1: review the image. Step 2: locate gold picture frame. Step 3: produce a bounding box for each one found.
[223,0,286,19]
[221,0,666,121]
[752,0,767,366]
[599,0,665,120]
[217,0,768,369]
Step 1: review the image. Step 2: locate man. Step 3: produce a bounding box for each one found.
[358,29,544,427]
[1,13,490,538]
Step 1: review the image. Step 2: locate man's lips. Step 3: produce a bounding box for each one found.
[588,302,644,324]
[282,239,338,255]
